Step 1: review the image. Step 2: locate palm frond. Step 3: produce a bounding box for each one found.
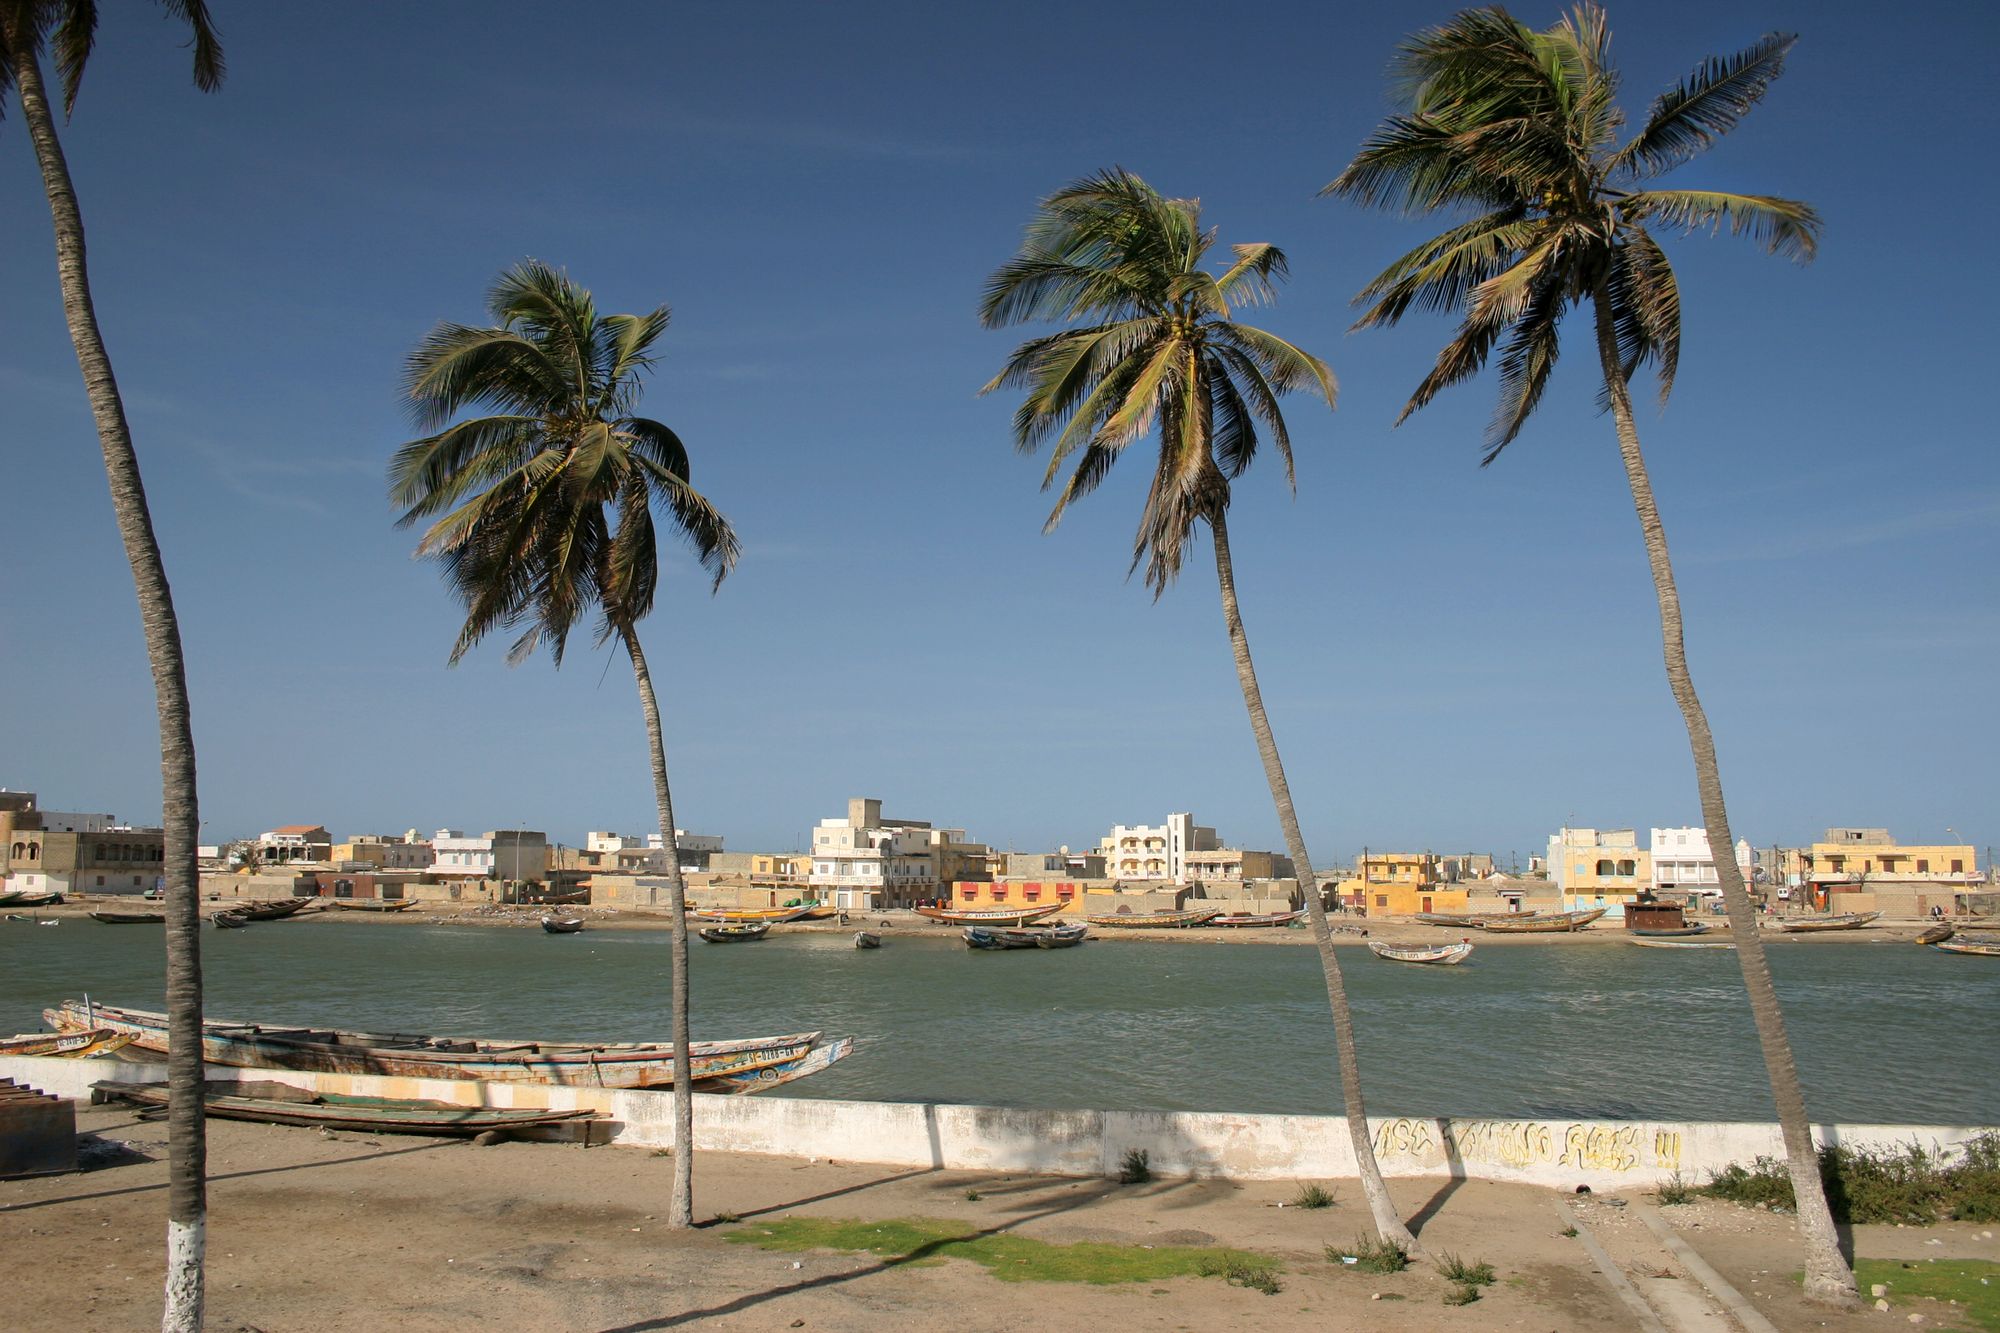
[1482,267,1567,462]
[1609,32,1797,178]
[1350,207,1535,329]
[1604,227,1681,406]
[1621,188,1819,261]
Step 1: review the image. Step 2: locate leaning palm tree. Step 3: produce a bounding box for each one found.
[980,168,1420,1255]
[390,260,737,1231]
[2,4,222,1328]
[1326,5,1851,1305]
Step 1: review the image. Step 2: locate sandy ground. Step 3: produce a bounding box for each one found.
[3,1107,1987,1332]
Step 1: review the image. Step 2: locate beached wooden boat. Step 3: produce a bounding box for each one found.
[962,926,1032,950]
[329,898,416,913]
[46,1000,822,1090]
[965,922,1087,950]
[1627,936,1736,950]
[0,889,27,906]
[1630,923,1713,938]
[541,916,585,934]
[852,931,881,949]
[689,1036,856,1095]
[1932,937,2000,957]
[211,911,249,929]
[795,904,838,920]
[690,905,812,924]
[7,891,65,907]
[1207,909,1305,928]
[698,922,770,943]
[1082,906,1222,929]
[1413,911,1538,928]
[90,910,164,925]
[0,1028,137,1058]
[1032,923,1088,949]
[1368,940,1473,966]
[1777,911,1881,933]
[1482,908,1606,933]
[521,889,588,905]
[1915,923,1956,945]
[235,897,314,921]
[95,1079,601,1136]
[914,901,1066,927]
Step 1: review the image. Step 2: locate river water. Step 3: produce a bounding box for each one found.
[3,923,1992,1123]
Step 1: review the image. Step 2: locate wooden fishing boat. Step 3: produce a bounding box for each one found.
[966,922,1088,950]
[521,889,588,906]
[795,903,838,920]
[329,898,416,913]
[1032,923,1088,949]
[1630,923,1712,938]
[1627,936,1736,950]
[211,911,249,930]
[1915,923,1956,945]
[1368,940,1473,966]
[1207,908,1305,928]
[852,931,881,949]
[914,901,1066,927]
[46,1000,822,1090]
[8,891,64,907]
[690,905,812,924]
[1777,911,1881,933]
[1082,906,1223,929]
[0,889,27,906]
[235,897,315,921]
[1482,908,1607,933]
[698,922,770,943]
[689,1037,856,1095]
[90,910,164,924]
[0,1028,137,1058]
[541,916,585,934]
[95,1079,601,1136]
[962,926,1033,950]
[1932,937,2000,957]
[1413,910,1539,928]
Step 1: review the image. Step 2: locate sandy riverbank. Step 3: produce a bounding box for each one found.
[5,1104,1983,1331]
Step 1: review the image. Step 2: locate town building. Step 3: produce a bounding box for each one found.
[1097,813,1218,882]
[1547,827,1652,918]
[1649,826,1753,898]
[331,832,432,871]
[1333,852,1469,917]
[809,797,974,909]
[1183,847,1295,885]
[1782,830,1982,916]
[428,829,548,883]
[2,791,167,896]
[585,829,724,872]
[255,824,332,864]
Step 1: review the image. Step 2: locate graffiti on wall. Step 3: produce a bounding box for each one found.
[1371,1118,1683,1174]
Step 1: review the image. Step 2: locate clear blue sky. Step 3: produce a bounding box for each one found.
[3,1,1994,865]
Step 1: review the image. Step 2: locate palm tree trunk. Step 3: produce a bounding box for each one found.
[1209,508,1421,1257]
[622,627,696,1229]
[8,37,209,1332]
[1590,289,1855,1307]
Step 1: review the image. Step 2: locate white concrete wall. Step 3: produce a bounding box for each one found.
[6,1055,1989,1190]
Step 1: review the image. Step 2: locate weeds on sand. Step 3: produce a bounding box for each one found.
[728,1217,1281,1288]
[1656,1173,1694,1206]
[963,1189,982,1202]
[1438,1253,1495,1286]
[1329,1235,1410,1273]
[1290,1182,1337,1210]
[1701,1133,2000,1224]
[1443,1283,1482,1306]
[1118,1149,1152,1184]
[1559,1225,1578,1238]
[1197,1256,1283,1295]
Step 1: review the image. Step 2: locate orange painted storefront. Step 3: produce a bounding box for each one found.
[953,880,1081,906]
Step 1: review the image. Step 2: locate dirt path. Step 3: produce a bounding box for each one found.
[4,1107,1974,1331]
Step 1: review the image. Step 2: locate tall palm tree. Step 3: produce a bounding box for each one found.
[390,260,738,1230]
[1326,5,1852,1305]
[980,168,1420,1255]
[2,4,222,1328]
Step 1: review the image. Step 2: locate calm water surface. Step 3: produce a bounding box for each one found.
[2,922,1992,1122]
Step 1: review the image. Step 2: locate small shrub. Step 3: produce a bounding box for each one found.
[1438,1253,1495,1286]
[1197,1255,1282,1295]
[711,1210,739,1224]
[1291,1182,1337,1210]
[1559,1225,1578,1239]
[1443,1283,1482,1306]
[1330,1235,1409,1274]
[1700,1137,2000,1224]
[1657,1173,1693,1206]
[963,1189,982,1202]
[1117,1149,1151,1184]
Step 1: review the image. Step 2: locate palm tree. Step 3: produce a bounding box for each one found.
[2,4,222,1328]
[390,260,738,1230]
[1326,5,1852,1305]
[980,168,1420,1255]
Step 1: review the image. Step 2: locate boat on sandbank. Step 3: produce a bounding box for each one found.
[915,901,1066,927]
[1482,908,1606,933]
[1776,911,1881,933]
[1082,906,1222,929]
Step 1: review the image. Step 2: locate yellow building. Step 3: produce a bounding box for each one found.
[1334,853,1469,916]
[1784,832,1978,898]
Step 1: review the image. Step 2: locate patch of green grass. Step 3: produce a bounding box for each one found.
[1443,1283,1482,1306]
[1197,1255,1282,1295]
[1700,1133,2000,1224]
[1329,1235,1410,1273]
[1438,1253,1495,1286]
[1291,1182,1337,1210]
[1854,1258,2000,1333]
[1118,1148,1152,1184]
[727,1216,1281,1287]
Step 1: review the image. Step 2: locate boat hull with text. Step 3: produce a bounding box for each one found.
[1777,911,1882,933]
[1082,907,1222,929]
[915,901,1067,927]
[1368,940,1473,965]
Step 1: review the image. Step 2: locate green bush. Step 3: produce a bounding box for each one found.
[1291,1182,1337,1210]
[1438,1253,1495,1286]
[1330,1235,1410,1273]
[1443,1283,1482,1306]
[1699,1134,2000,1224]
[1656,1173,1694,1206]
[1197,1255,1282,1295]
[1117,1148,1151,1184]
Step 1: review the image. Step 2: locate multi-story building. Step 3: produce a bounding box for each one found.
[586,829,724,872]
[1547,827,1652,918]
[256,824,332,864]
[1183,847,1295,884]
[1783,831,1979,891]
[1333,852,1469,916]
[1097,813,1218,882]
[332,833,432,871]
[3,792,166,896]
[809,797,957,909]
[1649,826,1753,897]
[428,829,549,883]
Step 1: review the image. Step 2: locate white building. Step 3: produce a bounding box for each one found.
[586,828,723,872]
[808,797,943,910]
[1098,813,1217,883]
[430,829,493,879]
[1650,827,1753,898]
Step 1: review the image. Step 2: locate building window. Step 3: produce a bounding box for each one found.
[992,886,1007,900]
[1952,860,1964,874]
[1375,894,1388,908]
[1617,860,1636,877]
[1595,860,1615,876]
[1918,859,1929,873]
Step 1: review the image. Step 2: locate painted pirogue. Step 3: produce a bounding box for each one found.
[0,1028,136,1058]
[1082,907,1223,928]
[1481,908,1607,933]
[45,1000,821,1090]
[1776,911,1882,933]
[914,901,1067,926]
